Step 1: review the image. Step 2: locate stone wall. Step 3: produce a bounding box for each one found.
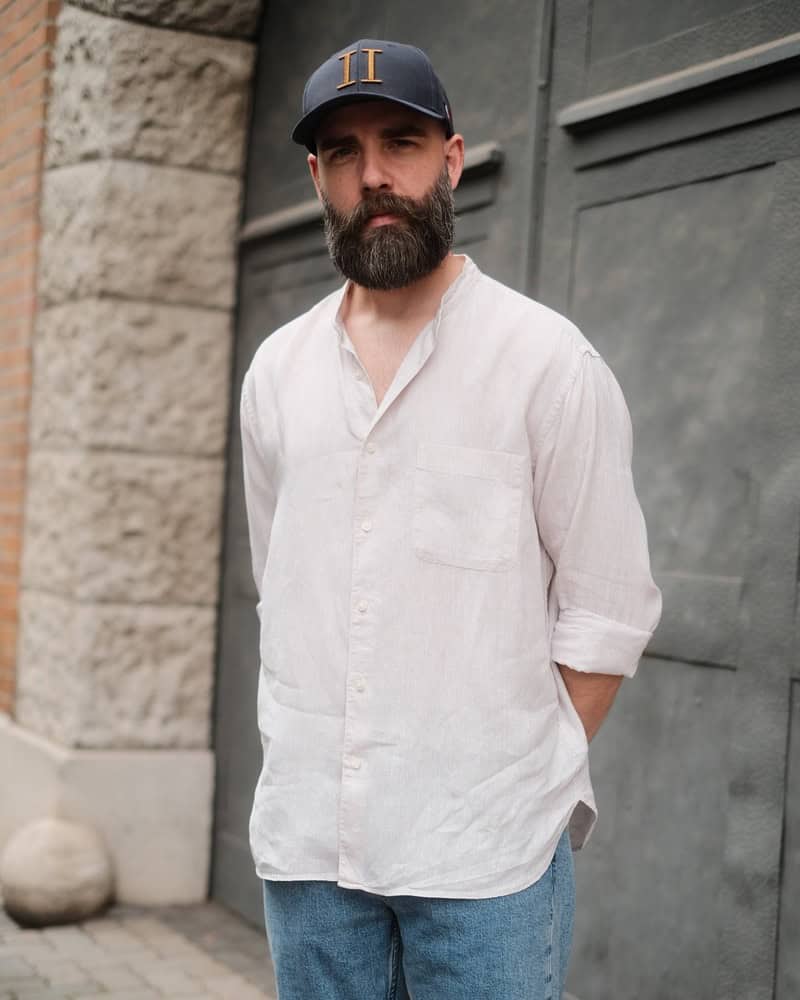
[4,0,261,902]
[17,2,257,751]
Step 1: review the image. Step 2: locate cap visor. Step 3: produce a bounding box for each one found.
[292,93,450,150]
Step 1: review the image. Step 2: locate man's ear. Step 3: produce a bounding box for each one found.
[308,153,323,201]
[444,134,465,192]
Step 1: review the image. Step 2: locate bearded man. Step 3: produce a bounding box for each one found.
[240,39,661,1000]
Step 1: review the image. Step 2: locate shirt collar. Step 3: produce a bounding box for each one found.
[331,254,479,347]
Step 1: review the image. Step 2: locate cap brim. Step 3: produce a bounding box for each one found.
[292,93,451,152]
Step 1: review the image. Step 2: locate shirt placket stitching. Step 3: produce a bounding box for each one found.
[335,264,475,885]
[335,322,441,885]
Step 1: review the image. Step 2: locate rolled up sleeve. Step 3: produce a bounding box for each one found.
[533,347,662,677]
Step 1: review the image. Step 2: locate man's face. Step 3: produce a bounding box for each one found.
[308,102,464,290]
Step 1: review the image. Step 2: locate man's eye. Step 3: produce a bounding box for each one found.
[389,138,415,149]
[328,147,355,162]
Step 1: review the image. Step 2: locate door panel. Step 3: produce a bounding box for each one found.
[540,1,800,996]
[579,661,733,997]
[777,682,800,1000]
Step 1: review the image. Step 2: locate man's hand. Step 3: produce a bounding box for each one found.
[557,664,624,743]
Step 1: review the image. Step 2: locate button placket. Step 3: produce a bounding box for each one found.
[339,438,380,881]
[335,314,438,884]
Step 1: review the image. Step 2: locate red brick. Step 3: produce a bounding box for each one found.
[0,579,19,612]
[0,146,40,184]
[0,265,35,299]
[0,193,38,229]
[2,73,48,118]
[4,2,48,50]
[0,368,32,393]
[0,225,39,255]
[0,437,27,460]
[8,51,48,92]
[0,476,27,507]
[0,341,31,362]
[0,103,46,149]
[0,325,35,354]
[0,246,38,283]
[0,29,56,91]
[0,508,23,532]
[1,0,45,25]
[0,467,26,510]
[0,415,29,436]
[0,25,49,77]
[0,612,17,642]
[0,390,31,418]
[0,297,36,329]
[0,124,45,167]
[0,550,21,580]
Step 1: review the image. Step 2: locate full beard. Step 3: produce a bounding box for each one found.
[321,167,455,291]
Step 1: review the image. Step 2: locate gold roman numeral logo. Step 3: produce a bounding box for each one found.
[362,48,382,84]
[337,47,383,89]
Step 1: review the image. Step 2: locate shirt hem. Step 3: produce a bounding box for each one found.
[256,868,340,883]
[252,796,596,899]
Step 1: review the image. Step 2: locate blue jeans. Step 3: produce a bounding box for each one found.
[262,829,575,1000]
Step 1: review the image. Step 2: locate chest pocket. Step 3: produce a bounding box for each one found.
[413,443,526,572]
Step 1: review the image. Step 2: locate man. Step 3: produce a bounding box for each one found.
[241,39,661,1000]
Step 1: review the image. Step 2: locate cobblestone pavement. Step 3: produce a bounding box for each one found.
[0,901,277,999]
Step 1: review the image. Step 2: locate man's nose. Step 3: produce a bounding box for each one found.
[360,148,391,193]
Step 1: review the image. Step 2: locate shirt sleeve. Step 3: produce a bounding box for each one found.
[240,369,278,601]
[532,347,662,677]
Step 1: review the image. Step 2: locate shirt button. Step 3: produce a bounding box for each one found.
[354,370,363,380]
[354,676,366,692]
[361,519,372,533]
[366,442,376,454]
[344,755,362,770]
[357,600,368,614]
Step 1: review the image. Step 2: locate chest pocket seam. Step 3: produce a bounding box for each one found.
[413,443,526,572]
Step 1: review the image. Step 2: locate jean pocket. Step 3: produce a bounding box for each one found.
[413,443,526,572]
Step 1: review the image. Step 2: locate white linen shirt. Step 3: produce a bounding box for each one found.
[241,256,661,899]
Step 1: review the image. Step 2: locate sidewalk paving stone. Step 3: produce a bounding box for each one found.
[0,901,276,1000]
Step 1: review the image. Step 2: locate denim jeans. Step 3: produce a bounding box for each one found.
[262,829,575,1000]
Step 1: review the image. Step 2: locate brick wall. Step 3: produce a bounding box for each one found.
[0,0,59,714]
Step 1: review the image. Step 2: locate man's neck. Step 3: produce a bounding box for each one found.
[342,253,465,328]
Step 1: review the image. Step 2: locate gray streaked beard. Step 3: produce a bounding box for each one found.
[321,167,455,290]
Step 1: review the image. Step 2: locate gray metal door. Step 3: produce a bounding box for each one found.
[211,0,552,927]
[537,2,800,997]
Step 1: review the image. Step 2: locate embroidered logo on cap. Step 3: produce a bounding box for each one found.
[337,47,383,90]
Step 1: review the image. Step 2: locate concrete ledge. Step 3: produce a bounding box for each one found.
[0,715,214,904]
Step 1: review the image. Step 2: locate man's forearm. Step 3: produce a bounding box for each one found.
[557,664,624,742]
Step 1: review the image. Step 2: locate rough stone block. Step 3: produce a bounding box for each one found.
[70,0,261,38]
[1,818,113,927]
[46,7,255,172]
[16,592,215,749]
[39,161,240,308]
[30,300,232,456]
[21,450,224,604]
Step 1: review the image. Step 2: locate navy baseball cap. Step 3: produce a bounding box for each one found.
[292,39,454,153]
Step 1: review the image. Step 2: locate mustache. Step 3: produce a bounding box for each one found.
[334,192,432,232]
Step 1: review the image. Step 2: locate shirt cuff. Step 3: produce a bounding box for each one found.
[551,608,654,677]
